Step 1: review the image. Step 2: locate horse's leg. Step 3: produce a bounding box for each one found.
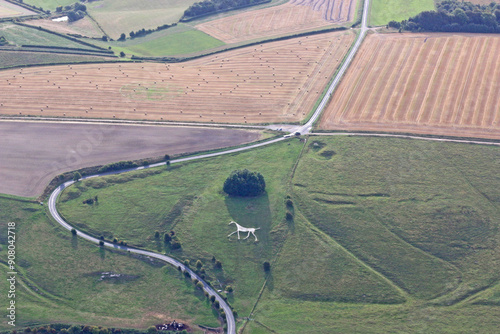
[237,230,241,239]
[228,230,237,238]
[244,231,251,239]
[252,231,258,242]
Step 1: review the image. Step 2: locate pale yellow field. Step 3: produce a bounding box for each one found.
[319,33,500,140]
[196,0,356,43]
[0,30,355,124]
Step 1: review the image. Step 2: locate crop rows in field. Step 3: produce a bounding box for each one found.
[196,0,355,44]
[319,33,500,140]
[0,31,355,124]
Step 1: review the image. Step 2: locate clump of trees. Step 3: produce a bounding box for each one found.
[98,160,138,173]
[391,0,500,33]
[223,169,266,197]
[182,0,270,20]
[56,2,87,22]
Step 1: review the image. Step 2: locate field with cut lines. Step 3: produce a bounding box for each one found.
[196,0,356,43]
[319,33,500,140]
[86,0,198,39]
[0,0,36,17]
[0,30,355,124]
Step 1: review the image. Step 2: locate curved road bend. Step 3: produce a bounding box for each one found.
[47,1,375,332]
[47,137,287,334]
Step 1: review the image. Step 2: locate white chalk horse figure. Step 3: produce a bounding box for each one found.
[228,221,260,242]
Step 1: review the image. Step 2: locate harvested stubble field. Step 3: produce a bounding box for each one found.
[0,30,355,124]
[196,0,356,44]
[0,121,261,197]
[0,0,35,18]
[319,33,500,140]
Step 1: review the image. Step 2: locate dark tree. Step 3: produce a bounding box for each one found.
[118,33,126,41]
[119,51,125,57]
[263,261,271,272]
[164,233,172,243]
[73,171,81,182]
[223,169,266,197]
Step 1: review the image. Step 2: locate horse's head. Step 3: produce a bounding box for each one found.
[228,221,236,225]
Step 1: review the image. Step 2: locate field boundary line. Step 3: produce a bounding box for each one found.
[309,132,500,146]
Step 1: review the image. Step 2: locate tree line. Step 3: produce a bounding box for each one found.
[182,0,270,20]
[389,0,500,33]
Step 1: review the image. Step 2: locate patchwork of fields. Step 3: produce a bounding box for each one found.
[319,33,500,140]
[197,0,356,43]
[0,30,355,123]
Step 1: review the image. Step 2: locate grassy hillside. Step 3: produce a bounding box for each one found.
[370,0,435,26]
[244,136,499,333]
[58,139,305,317]
[0,196,219,332]
[38,136,500,332]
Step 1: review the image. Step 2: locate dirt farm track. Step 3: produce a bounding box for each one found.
[319,33,500,140]
[0,31,354,124]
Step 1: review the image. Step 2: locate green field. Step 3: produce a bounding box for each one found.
[245,136,500,333]
[125,29,224,57]
[369,0,435,26]
[0,195,219,332]
[56,136,500,332]
[86,0,198,40]
[58,139,304,319]
[93,24,225,57]
[0,22,97,49]
[23,0,75,10]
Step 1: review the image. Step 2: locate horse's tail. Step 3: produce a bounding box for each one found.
[255,227,261,230]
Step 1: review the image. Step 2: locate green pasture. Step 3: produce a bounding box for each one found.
[0,22,96,49]
[7,135,498,333]
[0,196,218,332]
[124,29,224,57]
[58,139,305,316]
[369,0,435,26]
[92,24,225,58]
[86,0,198,39]
[22,0,75,10]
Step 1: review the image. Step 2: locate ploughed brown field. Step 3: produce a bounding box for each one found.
[0,121,261,197]
[0,30,355,124]
[319,33,500,140]
[196,0,356,44]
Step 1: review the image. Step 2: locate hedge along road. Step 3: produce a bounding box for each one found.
[45,0,375,332]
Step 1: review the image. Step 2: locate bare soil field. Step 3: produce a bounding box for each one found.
[0,30,355,124]
[196,0,356,43]
[319,33,500,140]
[0,121,261,197]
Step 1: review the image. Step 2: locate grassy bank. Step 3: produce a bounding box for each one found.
[369,0,435,26]
[46,136,500,332]
[0,197,219,332]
